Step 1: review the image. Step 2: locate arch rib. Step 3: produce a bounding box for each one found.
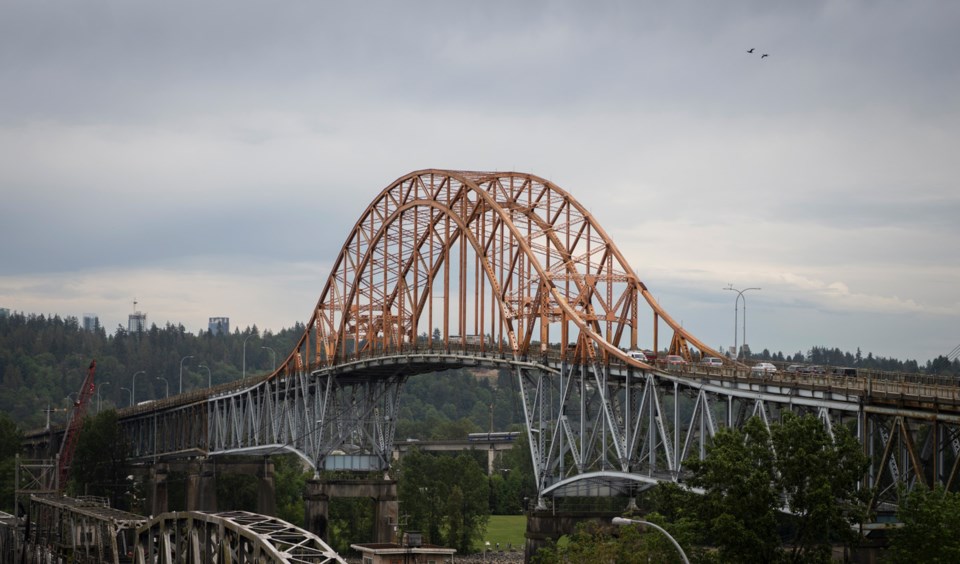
[278,169,725,378]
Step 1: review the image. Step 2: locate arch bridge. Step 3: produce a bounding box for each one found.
[29,170,960,517]
[2,493,344,564]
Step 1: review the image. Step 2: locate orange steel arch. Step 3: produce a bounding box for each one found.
[276,169,723,375]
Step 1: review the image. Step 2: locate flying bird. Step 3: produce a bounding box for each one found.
[747,48,755,53]
[761,53,769,59]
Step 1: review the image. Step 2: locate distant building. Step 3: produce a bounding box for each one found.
[0,308,9,318]
[128,311,146,334]
[208,317,230,336]
[82,313,99,331]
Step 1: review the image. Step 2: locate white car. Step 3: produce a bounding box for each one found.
[701,357,724,368]
[751,362,777,375]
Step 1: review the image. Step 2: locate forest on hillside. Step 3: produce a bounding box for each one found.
[0,309,956,432]
[0,310,527,433]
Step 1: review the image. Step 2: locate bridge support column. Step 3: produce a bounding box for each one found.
[303,479,330,541]
[185,459,217,512]
[147,463,169,517]
[303,478,398,544]
[257,458,276,516]
[524,509,617,563]
[524,511,558,563]
[373,483,398,544]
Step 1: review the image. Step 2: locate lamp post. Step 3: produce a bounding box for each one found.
[242,332,256,380]
[131,370,146,405]
[179,355,194,395]
[611,517,690,564]
[156,376,169,398]
[120,386,133,407]
[199,364,212,387]
[97,382,110,412]
[723,285,760,360]
[262,346,277,372]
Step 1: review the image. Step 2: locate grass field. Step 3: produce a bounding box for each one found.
[483,515,526,551]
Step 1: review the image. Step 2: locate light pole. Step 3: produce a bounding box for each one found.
[156,376,169,398]
[179,355,194,395]
[723,285,760,360]
[611,517,690,564]
[242,332,256,379]
[131,370,146,405]
[97,382,110,412]
[199,364,212,387]
[262,346,277,371]
[120,386,133,407]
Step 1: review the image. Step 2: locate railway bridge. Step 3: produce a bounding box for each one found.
[21,169,960,560]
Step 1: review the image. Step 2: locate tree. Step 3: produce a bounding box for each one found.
[397,449,490,552]
[686,414,869,563]
[887,485,960,563]
[771,413,868,562]
[0,413,22,513]
[686,416,782,563]
[493,433,537,513]
[273,454,310,526]
[216,464,259,511]
[532,516,695,564]
[432,417,481,440]
[70,410,132,509]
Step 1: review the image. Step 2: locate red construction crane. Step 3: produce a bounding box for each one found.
[57,359,96,492]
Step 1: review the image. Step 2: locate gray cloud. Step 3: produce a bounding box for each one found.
[1,1,958,362]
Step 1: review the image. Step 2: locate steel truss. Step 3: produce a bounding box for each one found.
[123,368,404,473]
[135,510,345,564]
[517,363,960,511]
[25,494,146,564]
[122,354,540,473]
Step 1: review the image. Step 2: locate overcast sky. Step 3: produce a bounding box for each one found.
[1,1,958,363]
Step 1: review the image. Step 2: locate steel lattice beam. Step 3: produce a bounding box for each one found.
[135,510,346,564]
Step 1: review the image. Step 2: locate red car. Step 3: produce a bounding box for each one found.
[665,355,687,367]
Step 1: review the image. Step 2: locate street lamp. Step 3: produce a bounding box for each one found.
[179,355,194,395]
[262,346,277,372]
[131,370,146,405]
[120,386,133,407]
[611,517,690,564]
[723,285,760,360]
[242,332,257,379]
[97,381,110,412]
[199,364,212,387]
[156,376,169,398]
